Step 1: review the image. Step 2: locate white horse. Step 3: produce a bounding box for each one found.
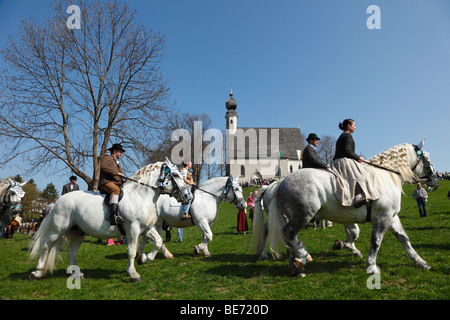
[0,179,27,238]
[28,159,190,282]
[137,176,246,263]
[253,141,438,276]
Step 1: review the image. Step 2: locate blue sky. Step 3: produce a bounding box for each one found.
[0,0,449,190]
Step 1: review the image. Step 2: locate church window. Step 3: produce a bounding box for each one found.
[240,165,245,177]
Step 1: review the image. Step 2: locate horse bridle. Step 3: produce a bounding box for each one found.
[1,186,22,207]
[158,164,191,204]
[411,145,438,190]
[221,178,245,208]
[195,178,245,208]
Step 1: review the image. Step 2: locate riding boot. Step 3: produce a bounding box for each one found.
[109,203,125,226]
[353,194,367,208]
[353,184,367,208]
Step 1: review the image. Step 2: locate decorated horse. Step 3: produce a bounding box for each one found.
[137,176,246,263]
[253,141,438,276]
[29,159,190,282]
[0,179,27,239]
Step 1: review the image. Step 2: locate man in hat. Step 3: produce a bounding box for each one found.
[62,175,79,195]
[98,143,126,225]
[302,133,328,169]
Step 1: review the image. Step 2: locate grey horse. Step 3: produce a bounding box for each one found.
[253,142,438,276]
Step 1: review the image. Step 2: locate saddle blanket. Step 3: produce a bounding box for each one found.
[329,158,383,207]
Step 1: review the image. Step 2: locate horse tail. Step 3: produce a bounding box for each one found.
[28,205,60,274]
[266,182,288,260]
[252,185,268,256]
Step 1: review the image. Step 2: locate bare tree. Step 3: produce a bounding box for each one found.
[147,112,218,184]
[0,0,171,189]
[316,134,336,166]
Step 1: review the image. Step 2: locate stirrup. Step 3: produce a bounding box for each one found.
[114,214,125,225]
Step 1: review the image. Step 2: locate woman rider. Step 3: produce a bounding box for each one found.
[333,119,380,208]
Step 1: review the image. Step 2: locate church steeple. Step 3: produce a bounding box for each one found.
[225,89,237,110]
[225,89,237,135]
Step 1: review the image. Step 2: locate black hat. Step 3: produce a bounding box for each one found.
[108,143,126,153]
[306,133,320,141]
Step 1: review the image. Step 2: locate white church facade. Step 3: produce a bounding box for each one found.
[224,90,305,182]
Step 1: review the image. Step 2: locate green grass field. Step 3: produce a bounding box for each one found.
[1,181,449,300]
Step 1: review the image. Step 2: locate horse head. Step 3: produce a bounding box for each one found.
[159,158,190,205]
[411,139,439,191]
[224,175,246,210]
[5,179,27,208]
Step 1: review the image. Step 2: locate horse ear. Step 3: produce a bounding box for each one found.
[165,157,172,167]
[229,174,234,181]
[417,137,426,150]
[20,181,27,187]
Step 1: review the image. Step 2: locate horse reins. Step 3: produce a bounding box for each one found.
[363,161,401,175]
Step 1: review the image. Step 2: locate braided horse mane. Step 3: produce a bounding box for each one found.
[367,143,416,186]
[0,180,11,207]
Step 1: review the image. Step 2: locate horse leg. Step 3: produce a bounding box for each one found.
[137,226,170,265]
[193,220,213,258]
[66,230,86,279]
[366,218,390,274]
[389,215,430,270]
[332,224,363,258]
[282,222,312,276]
[126,224,142,282]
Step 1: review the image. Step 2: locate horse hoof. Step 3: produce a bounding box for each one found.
[332,240,344,250]
[204,253,211,258]
[293,258,305,272]
[29,273,41,281]
[130,277,142,283]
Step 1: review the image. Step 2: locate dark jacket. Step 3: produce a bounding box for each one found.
[62,183,79,195]
[302,145,328,169]
[99,154,123,186]
[333,132,360,161]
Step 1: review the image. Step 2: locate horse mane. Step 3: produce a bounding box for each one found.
[129,161,164,184]
[367,143,415,184]
[0,180,10,199]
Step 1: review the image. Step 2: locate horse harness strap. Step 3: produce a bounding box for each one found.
[365,200,373,223]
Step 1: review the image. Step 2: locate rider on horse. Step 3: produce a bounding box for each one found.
[98,143,126,225]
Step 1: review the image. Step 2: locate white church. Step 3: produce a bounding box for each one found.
[224,90,305,182]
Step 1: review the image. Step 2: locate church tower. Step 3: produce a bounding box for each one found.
[225,90,238,176]
[225,89,237,135]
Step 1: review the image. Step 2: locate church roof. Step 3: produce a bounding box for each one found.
[227,127,305,160]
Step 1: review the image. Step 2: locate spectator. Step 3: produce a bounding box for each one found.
[412,183,428,217]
